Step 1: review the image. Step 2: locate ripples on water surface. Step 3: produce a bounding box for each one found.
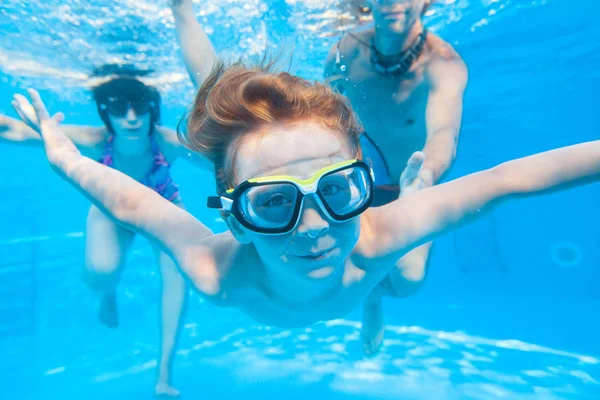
[1,0,569,107]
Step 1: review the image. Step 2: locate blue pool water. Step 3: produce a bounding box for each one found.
[1,0,599,399]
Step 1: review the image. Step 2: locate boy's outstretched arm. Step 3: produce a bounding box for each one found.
[368,142,600,260]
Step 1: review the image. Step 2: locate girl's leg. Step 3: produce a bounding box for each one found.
[82,205,135,327]
[153,201,188,397]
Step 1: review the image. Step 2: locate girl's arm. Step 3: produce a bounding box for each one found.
[1,112,107,153]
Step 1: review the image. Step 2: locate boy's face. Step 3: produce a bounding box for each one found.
[229,121,362,284]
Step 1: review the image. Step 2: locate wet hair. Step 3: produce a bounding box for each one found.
[177,57,363,194]
[90,64,161,134]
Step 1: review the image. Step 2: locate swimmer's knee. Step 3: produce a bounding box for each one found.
[387,267,427,298]
[401,265,427,284]
[387,249,429,297]
[85,256,121,275]
[82,258,123,291]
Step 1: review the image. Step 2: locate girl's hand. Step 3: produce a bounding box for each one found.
[12,89,79,167]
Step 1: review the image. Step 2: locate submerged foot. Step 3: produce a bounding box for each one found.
[155,381,180,398]
[361,297,385,356]
[98,292,118,328]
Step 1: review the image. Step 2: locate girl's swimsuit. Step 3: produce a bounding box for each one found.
[99,134,180,202]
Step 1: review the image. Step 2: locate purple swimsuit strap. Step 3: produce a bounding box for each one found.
[99,134,180,201]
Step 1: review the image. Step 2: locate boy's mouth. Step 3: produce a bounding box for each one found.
[295,248,334,261]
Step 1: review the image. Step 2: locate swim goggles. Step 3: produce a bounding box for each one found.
[95,77,158,117]
[99,95,155,117]
[207,159,374,234]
